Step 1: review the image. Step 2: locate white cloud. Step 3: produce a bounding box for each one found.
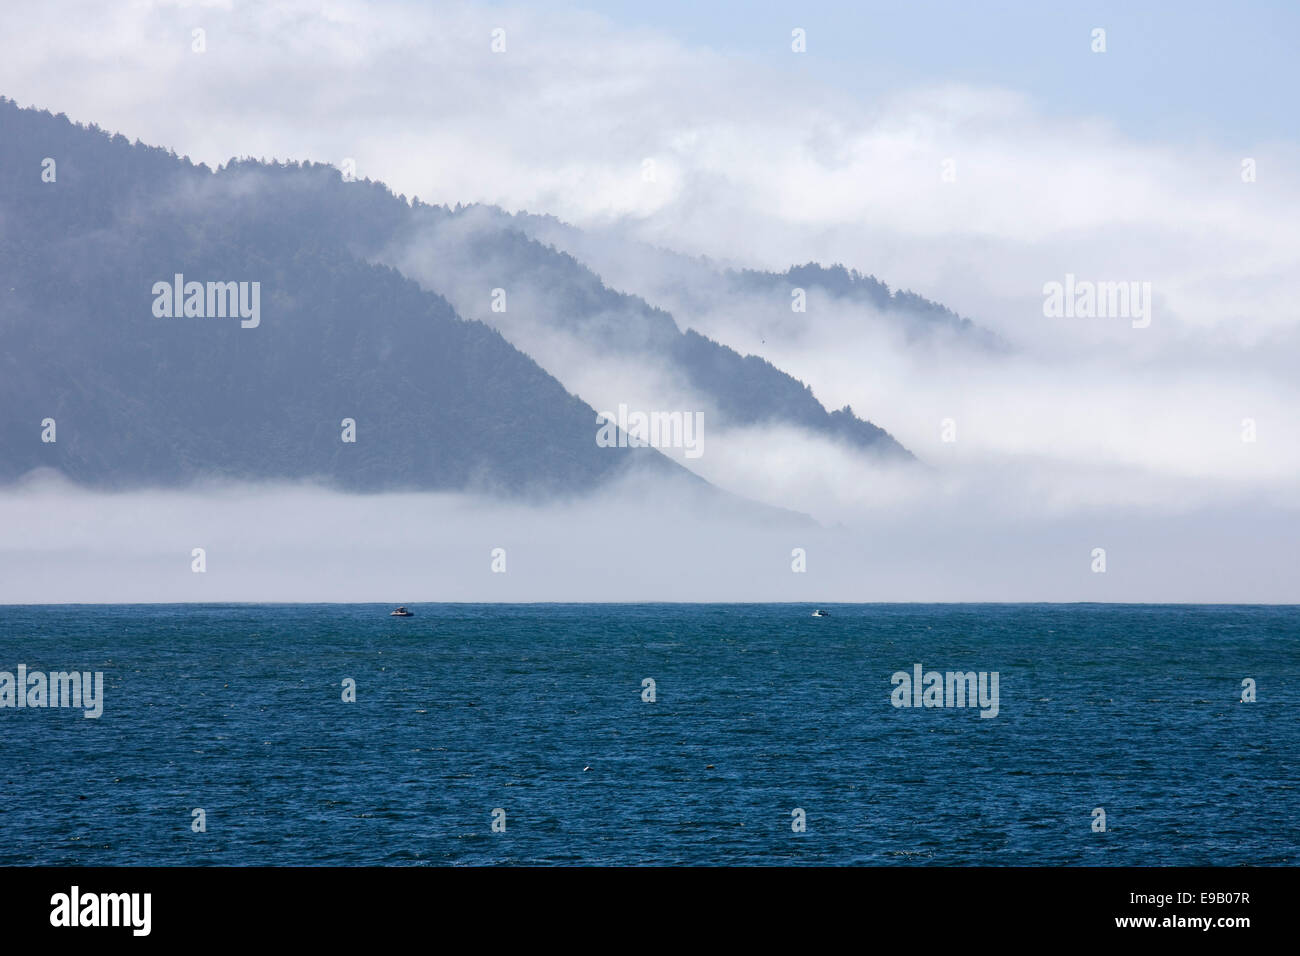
[3,0,1295,336]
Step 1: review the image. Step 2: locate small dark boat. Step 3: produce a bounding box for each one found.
[390,606,414,617]
[812,609,831,617]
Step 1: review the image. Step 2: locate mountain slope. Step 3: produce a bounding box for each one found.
[377,205,913,459]
[482,207,1005,350]
[0,98,684,495]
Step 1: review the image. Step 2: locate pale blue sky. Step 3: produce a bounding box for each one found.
[574,0,1296,147]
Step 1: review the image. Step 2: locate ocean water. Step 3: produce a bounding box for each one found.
[0,603,1295,866]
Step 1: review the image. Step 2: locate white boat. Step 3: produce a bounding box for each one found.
[390,606,414,617]
[812,609,831,617]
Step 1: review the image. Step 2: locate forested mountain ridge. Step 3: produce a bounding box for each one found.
[0,98,689,495]
[471,205,1004,350]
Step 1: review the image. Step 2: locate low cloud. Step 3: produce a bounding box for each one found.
[2,473,1295,603]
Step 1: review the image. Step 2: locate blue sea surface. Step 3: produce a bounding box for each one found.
[0,603,1295,865]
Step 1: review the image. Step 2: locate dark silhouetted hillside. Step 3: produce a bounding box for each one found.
[0,98,688,495]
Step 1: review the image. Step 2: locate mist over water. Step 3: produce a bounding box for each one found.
[1,475,1295,604]
[379,208,1300,604]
